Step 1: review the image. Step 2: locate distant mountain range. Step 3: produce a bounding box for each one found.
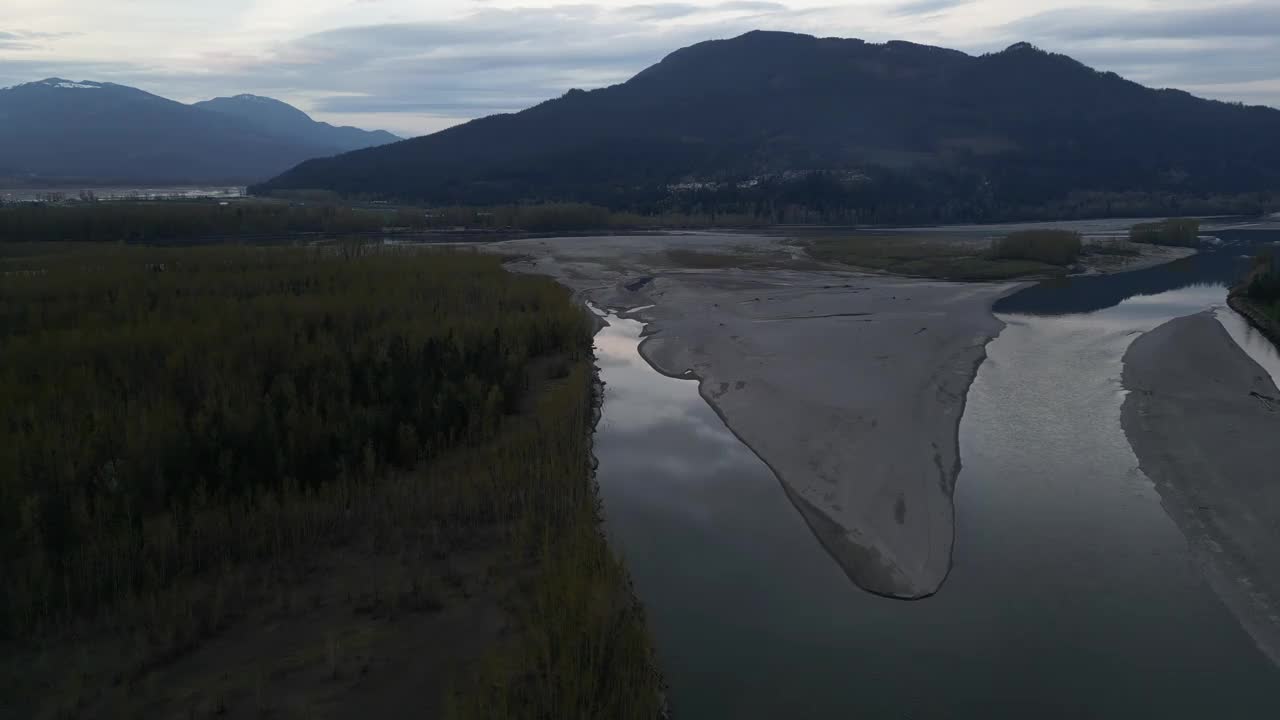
[0,79,399,185]
[192,94,400,153]
[256,31,1280,221]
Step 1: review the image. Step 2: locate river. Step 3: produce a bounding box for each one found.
[591,229,1280,718]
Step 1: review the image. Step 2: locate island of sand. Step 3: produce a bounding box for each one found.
[500,232,1014,598]
[500,230,1194,599]
[1122,312,1280,665]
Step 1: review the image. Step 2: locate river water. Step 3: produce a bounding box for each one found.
[592,229,1280,718]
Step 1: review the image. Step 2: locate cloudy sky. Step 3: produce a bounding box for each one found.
[3,0,1277,137]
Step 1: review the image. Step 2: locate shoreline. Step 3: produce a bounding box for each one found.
[586,349,673,719]
[614,272,1013,599]
[501,230,1199,600]
[626,283,1025,600]
[1228,295,1280,350]
[1121,312,1280,667]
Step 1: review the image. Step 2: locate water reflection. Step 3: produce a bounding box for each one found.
[1218,308,1280,387]
[593,305,1280,718]
[998,229,1276,316]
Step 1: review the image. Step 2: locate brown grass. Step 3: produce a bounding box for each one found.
[805,235,1065,281]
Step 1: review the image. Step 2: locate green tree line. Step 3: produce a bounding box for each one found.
[1243,253,1280,322]
[1129,219,1201,247]
[0,201,386,243]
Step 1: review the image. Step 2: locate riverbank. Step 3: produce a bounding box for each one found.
[630,273,1012,598]
[1121,312,1280,666]
[1229,295,1280,349]
[501,233,1010,598]
[501,230,1207,599]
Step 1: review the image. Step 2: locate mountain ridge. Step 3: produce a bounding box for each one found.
[0,79,398,185]
[192,94,399,152]
[254,31,1280,221]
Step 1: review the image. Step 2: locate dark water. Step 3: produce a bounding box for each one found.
[592,230,1280,718]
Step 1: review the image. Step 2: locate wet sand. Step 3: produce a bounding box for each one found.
[499,231,1199,598]
[630,272,1009,598]
[1122,312,1280,665]
[500,233,1012,597]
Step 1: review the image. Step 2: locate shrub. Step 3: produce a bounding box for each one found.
[989,230,1083,266]
[1245,252,1280,302]
[0,200,386,243]
[1087,240,1142,257]
[1129,218,1201,247]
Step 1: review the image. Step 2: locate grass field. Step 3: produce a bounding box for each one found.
[1130,219,1201,247]
[0,242,660,718]
[804,235,1066,281]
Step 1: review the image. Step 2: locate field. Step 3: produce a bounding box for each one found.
[0,199,765,245]
[1129,219,1201,247]
[804,234,1067,281]
[0,243,660,718]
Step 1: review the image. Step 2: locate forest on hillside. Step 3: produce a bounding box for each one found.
[255,33,1280,224]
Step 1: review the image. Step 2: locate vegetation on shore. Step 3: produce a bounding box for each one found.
[805,234,1070,281]
[1241,252,1280,322]
[989,230,1083,266]
[1130,219,1201,247]
[0,243,660,718]
[0,200,386,242]
[0,198,770,244]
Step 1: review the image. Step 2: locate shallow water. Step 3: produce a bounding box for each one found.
[592,230,1280,717]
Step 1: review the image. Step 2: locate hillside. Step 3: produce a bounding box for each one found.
[0,79,397,185]
[255,31,1280,221]
[192,94,398,152]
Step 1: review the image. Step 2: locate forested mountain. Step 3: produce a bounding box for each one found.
[192,94,398,152]
[0,79,397,185]
[256,31,1280,222]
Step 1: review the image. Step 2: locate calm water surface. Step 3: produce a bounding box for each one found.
[592,230,1280,718]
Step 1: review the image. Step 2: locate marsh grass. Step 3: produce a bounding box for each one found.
[1085,239,1142,257]
[0,200,768,245]
[1243,252,1280,323]
[988,230,1083,266]
[1130,219,1201,247]
[0,201,387,243]
[0,242,660,717]
[806,235,1064,280]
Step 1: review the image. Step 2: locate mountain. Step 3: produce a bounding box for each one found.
[192,95,399,152]
[0,79,398,185]
[255,31,1280,220]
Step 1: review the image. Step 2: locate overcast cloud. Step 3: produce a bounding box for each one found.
[1,1,1277,137]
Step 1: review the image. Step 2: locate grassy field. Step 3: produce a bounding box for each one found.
[804,234,1067,281]
[989,230,1083,266]
[1130,219,1201,247]
[0,243,660,718]
[0,199,767,244]
[0,201,389,243]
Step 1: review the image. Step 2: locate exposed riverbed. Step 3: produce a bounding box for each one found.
[589,228,1280,717]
